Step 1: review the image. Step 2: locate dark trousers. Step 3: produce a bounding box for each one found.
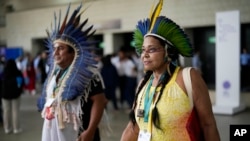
[118,76,126,104]
[124,76,137,108]
[93,128,100,141]
[105,86,118,110]
[241,65,250,90]
[0,100,2,123]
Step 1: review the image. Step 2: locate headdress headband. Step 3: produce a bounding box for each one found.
[37,3,97,111]
[133,0,193,57]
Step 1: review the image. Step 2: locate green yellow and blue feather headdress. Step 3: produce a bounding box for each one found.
[133,0,193,57]
[37,3,98,111]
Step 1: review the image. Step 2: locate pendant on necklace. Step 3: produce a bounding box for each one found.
[137,109,144,117]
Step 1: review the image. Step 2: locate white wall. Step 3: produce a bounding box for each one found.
[2,0,250,53]
[0,27,6,45]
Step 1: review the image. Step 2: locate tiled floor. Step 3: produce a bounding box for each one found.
[0,91,250,141]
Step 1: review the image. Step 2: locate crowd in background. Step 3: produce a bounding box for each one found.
[0,50,48,132]
[1,45,250,127]
[0,45,144,131]
[101,46,144,111]
[1,45,250,130]
[14,51,49,95]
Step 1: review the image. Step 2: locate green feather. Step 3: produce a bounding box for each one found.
[156,19,193,57]
[133,29,144,54]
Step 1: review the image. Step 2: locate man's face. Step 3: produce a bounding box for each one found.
[53,42,74,69]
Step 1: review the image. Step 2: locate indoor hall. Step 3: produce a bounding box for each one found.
[0,91,250,141]
[0,0,250,141]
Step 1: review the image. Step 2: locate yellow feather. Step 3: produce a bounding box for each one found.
[149,0,156,19]
[149,0,164,32]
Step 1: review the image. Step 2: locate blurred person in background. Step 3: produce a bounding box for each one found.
[192,50,202,74]
[112,46,137,109]
[101,54,119,110]
[240,48,250,91]
[25,53,36,95]
[34,51,42,84]
[111,47,128,108]
[1,59,24,134]
[0,55,5,126]
[123,47,138,109]
[38,50,48,85]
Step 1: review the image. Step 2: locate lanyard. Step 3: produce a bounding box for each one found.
[143,74,165,122]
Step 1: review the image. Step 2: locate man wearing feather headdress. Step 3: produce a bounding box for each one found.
[120,0,220,141]
[37,4,107,141]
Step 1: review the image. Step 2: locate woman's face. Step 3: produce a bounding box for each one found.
[141,36,166,71]
[53,42,75,69]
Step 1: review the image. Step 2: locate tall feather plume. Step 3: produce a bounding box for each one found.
[66,4,82,28]
[149,0,163,32]
[74,4,89,26]
[57,10,61,33]
[77,3,90,18]
[59,3,71,34]
[54,12,57,35]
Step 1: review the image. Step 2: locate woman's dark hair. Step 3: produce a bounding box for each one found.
[129,63,176,130]
[151,36,179,61]
[129,36,177,129]
[167,46,179,61]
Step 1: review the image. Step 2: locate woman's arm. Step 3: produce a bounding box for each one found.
[120,121,139,141]
[120,78,144,141]
[190,68,220,141]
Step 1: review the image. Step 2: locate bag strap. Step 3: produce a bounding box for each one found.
[182,67,193,108]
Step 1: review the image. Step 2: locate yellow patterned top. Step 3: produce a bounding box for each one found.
[135,67,193,141]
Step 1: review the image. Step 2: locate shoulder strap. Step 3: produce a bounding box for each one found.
[182,67,193,108]
[168,67,180,84]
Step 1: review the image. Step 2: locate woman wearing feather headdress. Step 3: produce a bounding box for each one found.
[37,4,107,141]
[120,0,220,141]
